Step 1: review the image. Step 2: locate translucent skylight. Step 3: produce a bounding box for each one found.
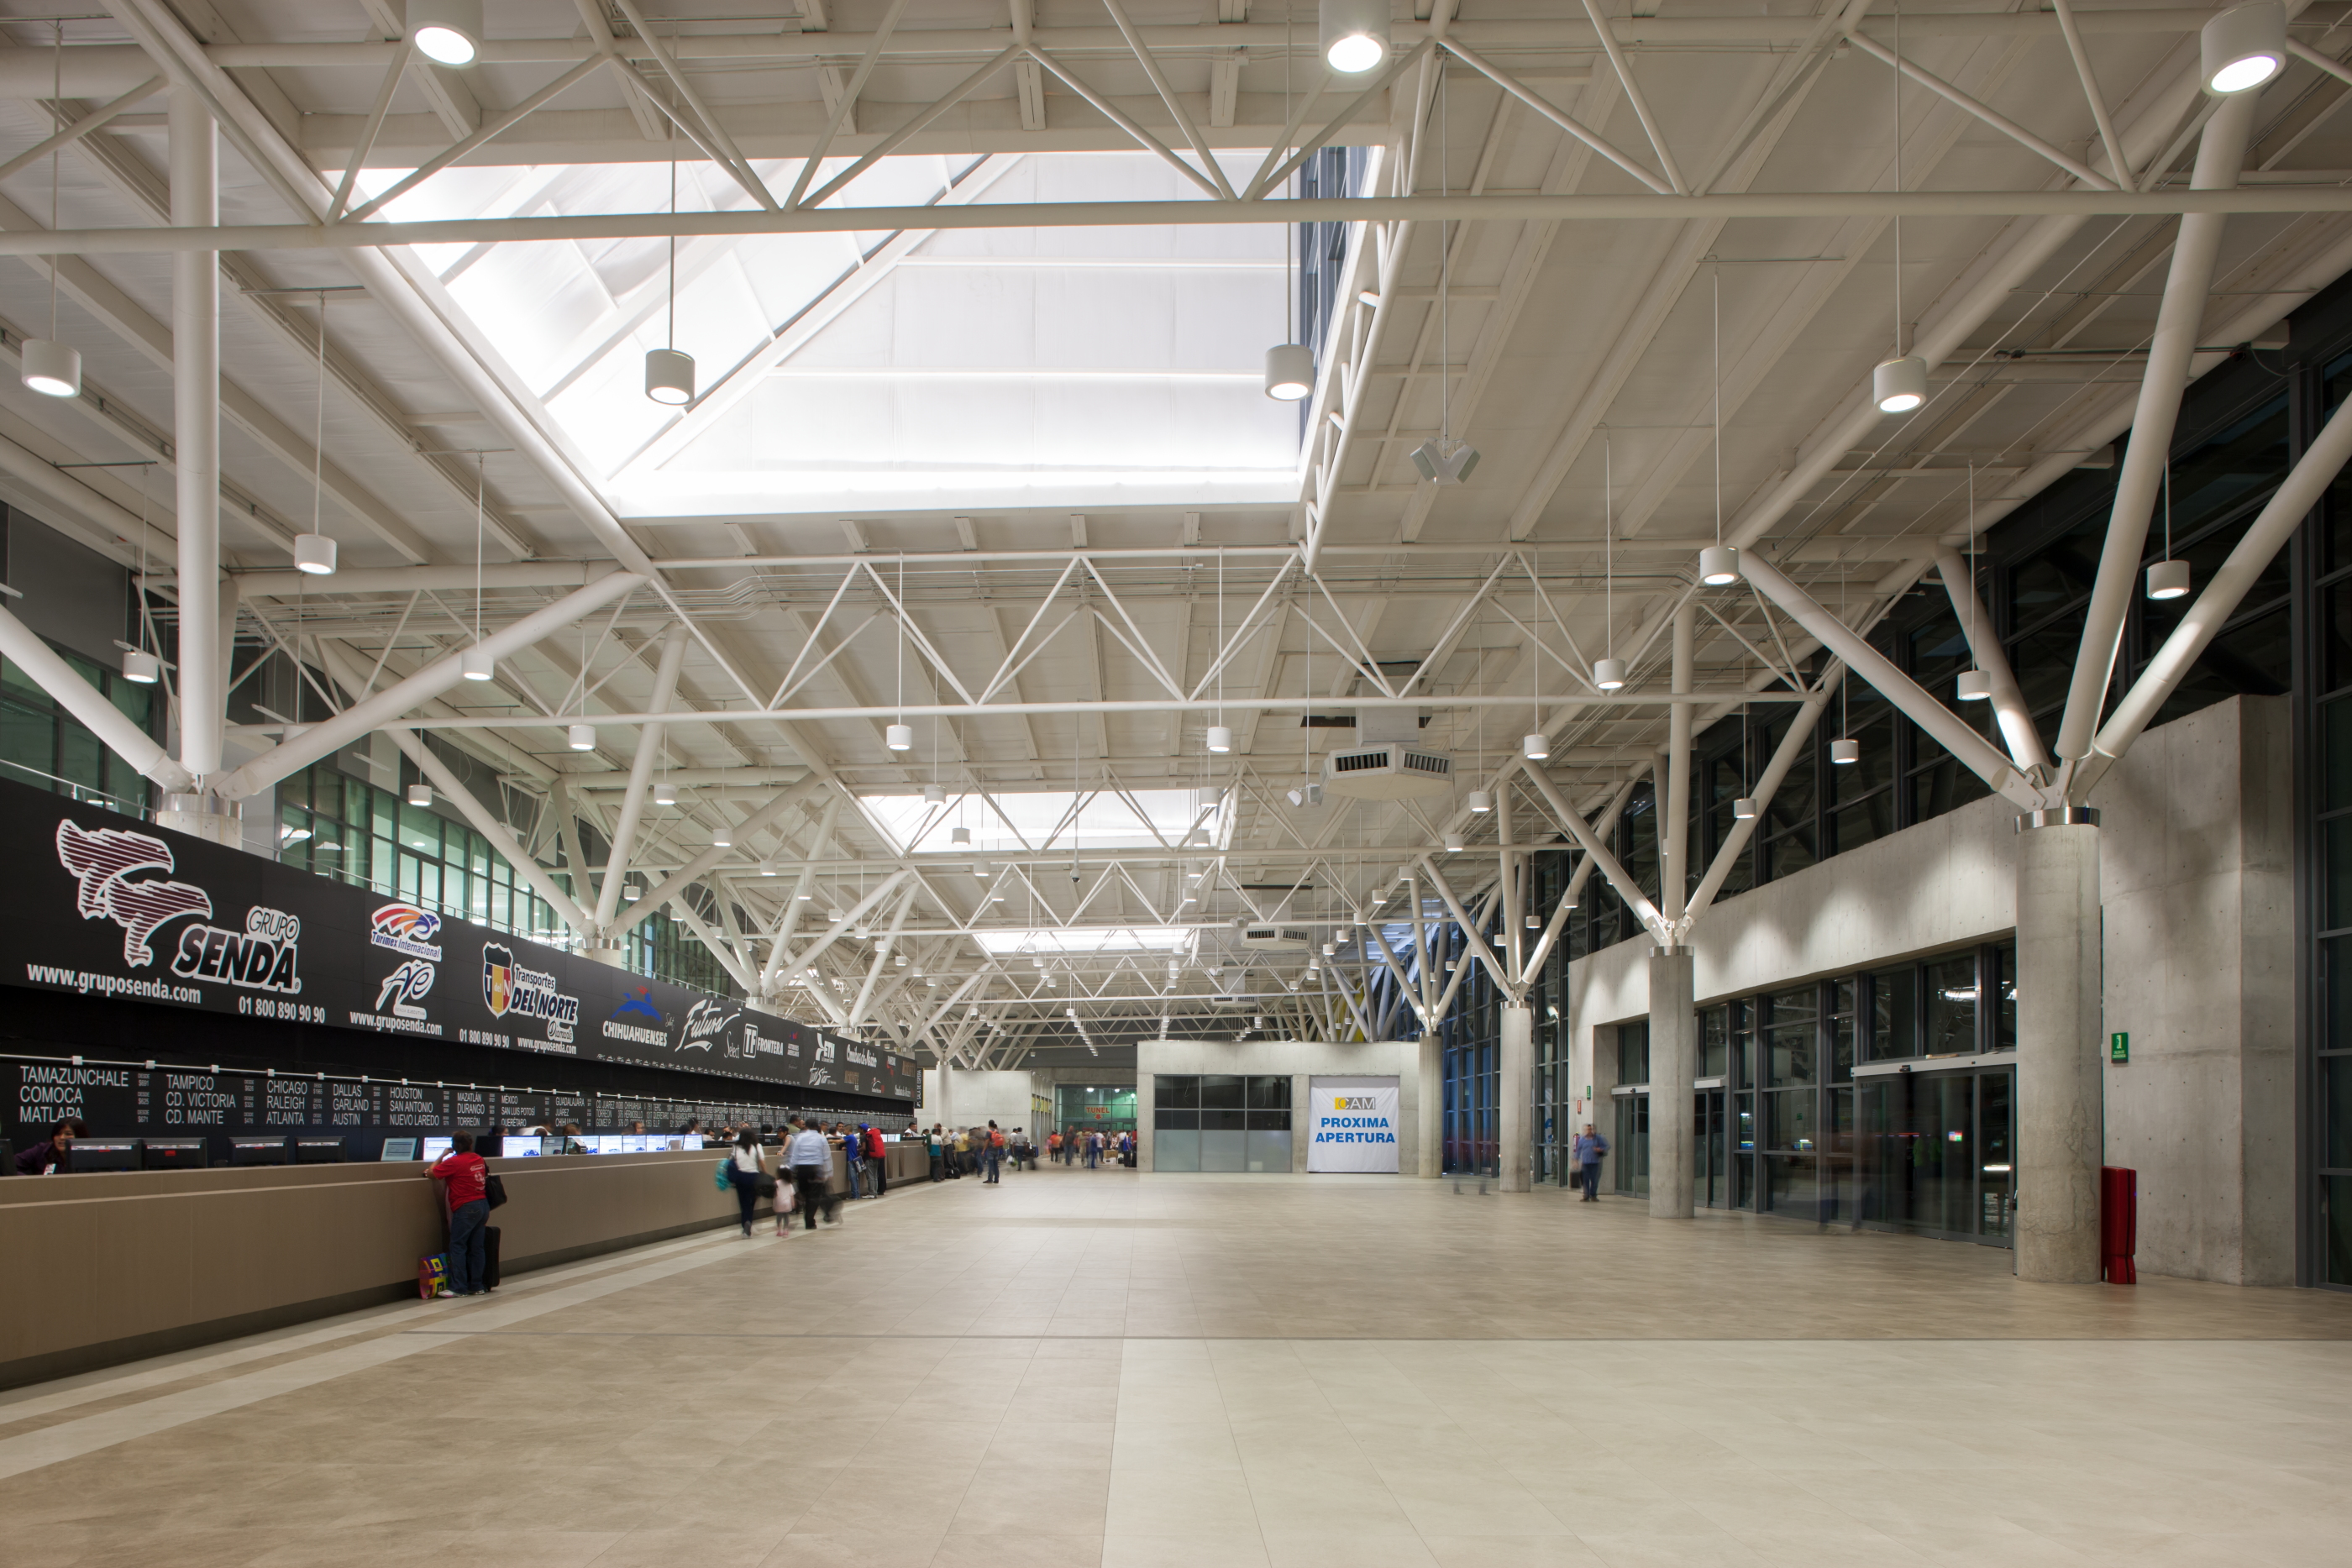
[354,150,1300,517]
[865,787,1226,855]
[973,927,1191,955]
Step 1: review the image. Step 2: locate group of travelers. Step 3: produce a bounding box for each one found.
[1047,1126,1133,1167]
[717,1116,868,1237]
[921,1120,1032,1183]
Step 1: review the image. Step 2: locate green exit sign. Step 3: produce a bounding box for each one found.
[2110,1031,2129,1064]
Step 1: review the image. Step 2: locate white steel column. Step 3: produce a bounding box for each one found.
[2014,810,2103,1282]
[170,87,220,780]
[1499,1001,1533,1193]
[1647,946,1697,1219]
[591,623,690,936]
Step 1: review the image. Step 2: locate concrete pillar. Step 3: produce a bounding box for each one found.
[2015,810,2103,1282]
[1499,1001,1532,1192]
[156,791,242,847]
[170,88,222,781]
[1648,947,1696,1218]
[1416,1032,1441,1177]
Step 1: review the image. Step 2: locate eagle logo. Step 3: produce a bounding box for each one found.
[56,820,213,967]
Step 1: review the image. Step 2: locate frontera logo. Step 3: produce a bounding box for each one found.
[482,942,579,1042]
[680,999,735,1053]
[601,985,669,1049]
[57,820,211,966]
[370,903,442,960]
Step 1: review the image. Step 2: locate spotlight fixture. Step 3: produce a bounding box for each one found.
[653,782,677,806]
[1320,0,1389,72]
[885,723,913,752]
[1830,737,1861,765]
[1593,658,1627,691]
[711,825,732,847]
[1286,782,1325,808]
[1733,795,1759,821]
[643,346,695,406]
[1263,343,1313,401]
[1697,545,1740,586]
[568,723,596,751]
[407,784,432,807]
[2146,559,2192,600]
[1956,669,1994,702]
[461,644,496,681]
[408,0,483,66]
[1206,725,1233,754]
[1409,436,1479,486]
[1873,355,1927,414]
[1467,790,1492,814]
[20,338,79,398]
[121,648,160,684]
[2202,1,2285,94]
[1522,732,1550,761]
[950,825,972,846]
[922,782,945,805]
[292,532,338,576]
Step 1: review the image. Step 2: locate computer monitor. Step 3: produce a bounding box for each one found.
[230,1137,289,1166]
[380,1137,418,1162]
[420,1136,453,1163]
[66,1139,139,1172]
[500,1135,543,1157]
[141,1139,206,1170]
[293,1136,345,1163]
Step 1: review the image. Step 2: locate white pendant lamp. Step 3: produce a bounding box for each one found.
[409,0,483,66]
[653,781,677,806]
[2146,559,2192,600]
[1263,343,1313,401]
[711,824,732,847]
[759,858,778,876]
[461,644,495,681]
[292,532,337,575]
[922,783,945,805]
[121,648,160,684]
[407,784,432,806]
[885,723,913,752]
[1525,913,1542,930]
[1698,545,1740,586]
[1830,737,1861,766]
[644,347,695,406]
[1467,789,1493,813]
[623,878,643,903]
[21,338,79,398]
[1522,732,1550,761]
[1593,657,1627,691]
[1444,831,1464,853]
[1206,724,1233,753]
[950,825,972,846]
[2202,2,2285,94]
[568,723,596,751]
[1320,0,1389,72]
[1732,795,1758,820]
[1956,669,1993,701]
[1873,355,1927,414]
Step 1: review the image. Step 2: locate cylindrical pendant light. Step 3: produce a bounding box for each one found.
[644,346,695,406]
[1593,658,1627,691]
[923,783,945,805]
[1467,789,1493,813]
[407,784,432,806]
[292,532,337,575]
[2145,559,2192,600]
[623,878,643,902]
[1873,355,1927,414]
[1523,732,1550,761]
[1830,737,1860,765]
[711,824,732,847]
[1206,724,1233,753]
[1732,796,1758,820]
[20,338,79,398]
[568,723,596,751]
[1444,832,1464,853]
[1697,545,1740,586]
[2202,2,2286,93]
[408,0,483,66]
[1320,0,1389,72]
[653,781,677,806]
[1956,669,1994,701]
[1263,343,1313,401]
[122,648,160,684]
[885,722,914,752]
[950,825,972,846]
[461,644,495,681]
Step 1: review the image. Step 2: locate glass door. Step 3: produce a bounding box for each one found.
[1695,1089,1726,1208]
[1613,1093,1650,1198]
[1978,1070,2014,1240]
[1856,1065,2013,1245]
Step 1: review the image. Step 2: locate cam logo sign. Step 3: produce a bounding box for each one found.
[1307,1075,1399,1173]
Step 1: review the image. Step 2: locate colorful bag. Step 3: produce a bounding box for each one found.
[418,1254,449,1299]
[714,1159,733,1192]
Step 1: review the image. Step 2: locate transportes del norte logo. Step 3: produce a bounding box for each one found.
[481,942,580,1043]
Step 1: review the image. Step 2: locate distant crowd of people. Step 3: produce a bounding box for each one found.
[1048,1126,1134,1167]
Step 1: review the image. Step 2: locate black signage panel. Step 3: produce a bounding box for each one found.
[0,776,915,1098]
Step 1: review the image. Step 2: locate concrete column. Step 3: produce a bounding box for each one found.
[1647,946,1696,1218]
[1499,1001,1532,1192]
[170,88,222,781]
[2015,810,2103,1283]
[1416,1032,1441,1177]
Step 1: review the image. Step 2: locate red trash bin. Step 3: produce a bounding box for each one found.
[2100,1165,2137,1284]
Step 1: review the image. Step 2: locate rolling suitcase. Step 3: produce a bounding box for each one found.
[480,1225,501,1293]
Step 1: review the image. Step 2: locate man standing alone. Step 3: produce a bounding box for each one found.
[784,1118,843,1230]
[426,1133,491,1294]
[1572,1124,1609,1202]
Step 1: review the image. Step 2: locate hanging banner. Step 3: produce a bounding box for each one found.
[1306,1075,1400,1172]
[0,775,913,1098]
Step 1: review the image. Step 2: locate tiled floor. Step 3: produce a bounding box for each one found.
[5,1165,2351,1566]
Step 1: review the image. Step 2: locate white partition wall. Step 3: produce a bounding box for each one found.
[1137,1039,1420,1175]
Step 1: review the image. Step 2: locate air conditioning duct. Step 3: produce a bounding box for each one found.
[1240,925,1314,951]
[1323,705,1450,800]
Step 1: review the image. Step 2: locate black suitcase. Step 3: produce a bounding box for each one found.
[481,1225,501,1292]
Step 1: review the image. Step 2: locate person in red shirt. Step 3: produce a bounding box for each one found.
[425,1133,491,1296]
[862,1125,889,1197]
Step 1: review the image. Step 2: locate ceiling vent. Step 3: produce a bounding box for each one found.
[1323,743,1452,799]
[1241,925,1313,951]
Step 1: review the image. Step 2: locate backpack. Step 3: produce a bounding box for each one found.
[990,1129,1005,1149]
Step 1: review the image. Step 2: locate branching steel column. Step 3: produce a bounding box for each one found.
[759,794,840,994]
[1662,600,1696,923]
[2054,90,2256,766]
[1935,544,2049,774]
[594,623,690,931]
[0,604,189,787]
[170,87,221,779]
